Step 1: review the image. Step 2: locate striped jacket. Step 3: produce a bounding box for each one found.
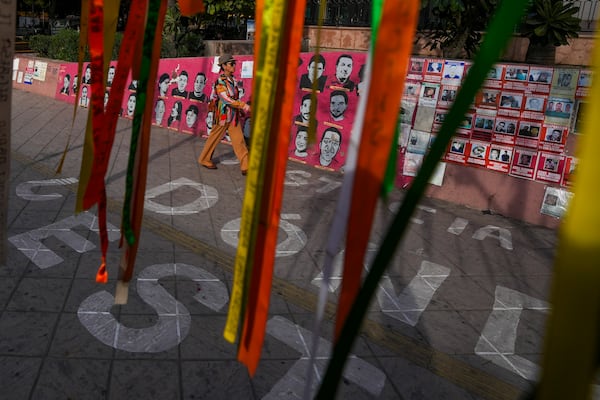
[210,73,249,126]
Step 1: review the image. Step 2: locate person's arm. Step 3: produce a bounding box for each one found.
[216,80,250,112]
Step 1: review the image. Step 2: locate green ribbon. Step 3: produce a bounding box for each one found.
[121,0,161,245]
[374,0,397,199]
[316,0,530,397]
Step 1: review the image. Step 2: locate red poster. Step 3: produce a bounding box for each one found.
[515,119,542,148]
[510,147,538,179]
[466,140,489,167]
[535,152,566,184]
[539,124,567,153]
[486,143,513,173]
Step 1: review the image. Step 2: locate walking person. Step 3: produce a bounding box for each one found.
[198,54,250,175]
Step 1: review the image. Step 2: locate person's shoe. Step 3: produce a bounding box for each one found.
[201,162,217,170]
[241,170,248,176]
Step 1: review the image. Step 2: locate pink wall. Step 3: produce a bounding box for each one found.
[23,51,584,229]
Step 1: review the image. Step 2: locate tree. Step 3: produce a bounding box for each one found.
[521,0,580,63]
[418,0,499,58]
[203,0,254,20]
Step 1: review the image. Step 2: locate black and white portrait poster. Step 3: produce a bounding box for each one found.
[466,140,490,167]
[539,124,567,153]
[446,138,467,164]
[486,144,513,173]
[510,148,538,180]
[535,152,566,184]
[540,186,573,218]
[418,82,440,107]
[550,67,579,98]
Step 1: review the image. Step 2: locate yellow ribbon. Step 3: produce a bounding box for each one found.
[223,0,287,344]
[535,21,600,400]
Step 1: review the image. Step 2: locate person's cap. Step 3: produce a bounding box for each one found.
[219,54,235,66]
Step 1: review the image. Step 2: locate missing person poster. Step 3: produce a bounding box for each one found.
[540,186,572,218]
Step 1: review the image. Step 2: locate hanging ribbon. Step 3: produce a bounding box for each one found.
[534,18,600,400]
[236,0,308,377]
[223,0,278,346]
[316,0,529,396]
[0,1,16,265]
[115,0,168,303]
[334,0,420,341]
[178,0,205,16]
[304,1,380,397]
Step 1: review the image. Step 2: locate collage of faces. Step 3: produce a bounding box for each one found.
[55,55,255,140]
[54,53,588,186]
[401,57,589,187]
[289,52,366,170]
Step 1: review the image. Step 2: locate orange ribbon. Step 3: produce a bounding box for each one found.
[334,0,420,340]
[236,0,308,376]
[178,0,205,16]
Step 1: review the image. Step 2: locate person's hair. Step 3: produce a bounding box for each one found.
[109,65,115,71]
[336,54,353,65]
[330,90,348,104]
[309,54,325,68]
[196,72,206,81]
[64,73,71,82]
[169,101,183,123]
[186,104,199,116]
[321,127,342,146]
[301,93,312,105]
[179,70,188,78]
[358,64,365,82]
[159,73,169,85]
[155,98,165,106]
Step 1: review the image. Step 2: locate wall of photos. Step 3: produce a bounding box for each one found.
[400,57,589,190]
[53,53,589,220]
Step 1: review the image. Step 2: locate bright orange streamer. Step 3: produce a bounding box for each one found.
[237,0,308,375]
[117,0,168,298]
[178,0,205,16]
[334,0,420,340]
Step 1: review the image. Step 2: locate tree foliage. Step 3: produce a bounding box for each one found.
[418,0,499,58]
[521,0,580,47]
[203,0,254,19]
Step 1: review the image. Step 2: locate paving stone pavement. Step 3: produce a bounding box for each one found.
[0,89,562,399]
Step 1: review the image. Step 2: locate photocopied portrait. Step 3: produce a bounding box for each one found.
[329,54,355,92]
[293,125,309,158]
[499,93,522,109]
[329,90,349,122]
[154,98,166,125]
[426,60,443,74]
[171,70,189,98]
[504,66,528,81]
[525,96,544,112]
[578,71,592,87]
[528,68,552,83]
[300,53,327,92]
[124,92,136,118]
[518,153,533,167]
[184,104,199,129]
[442,61,464,80]
[450,139,465,154]
[319,127,342,167]
[545,128,563,143]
